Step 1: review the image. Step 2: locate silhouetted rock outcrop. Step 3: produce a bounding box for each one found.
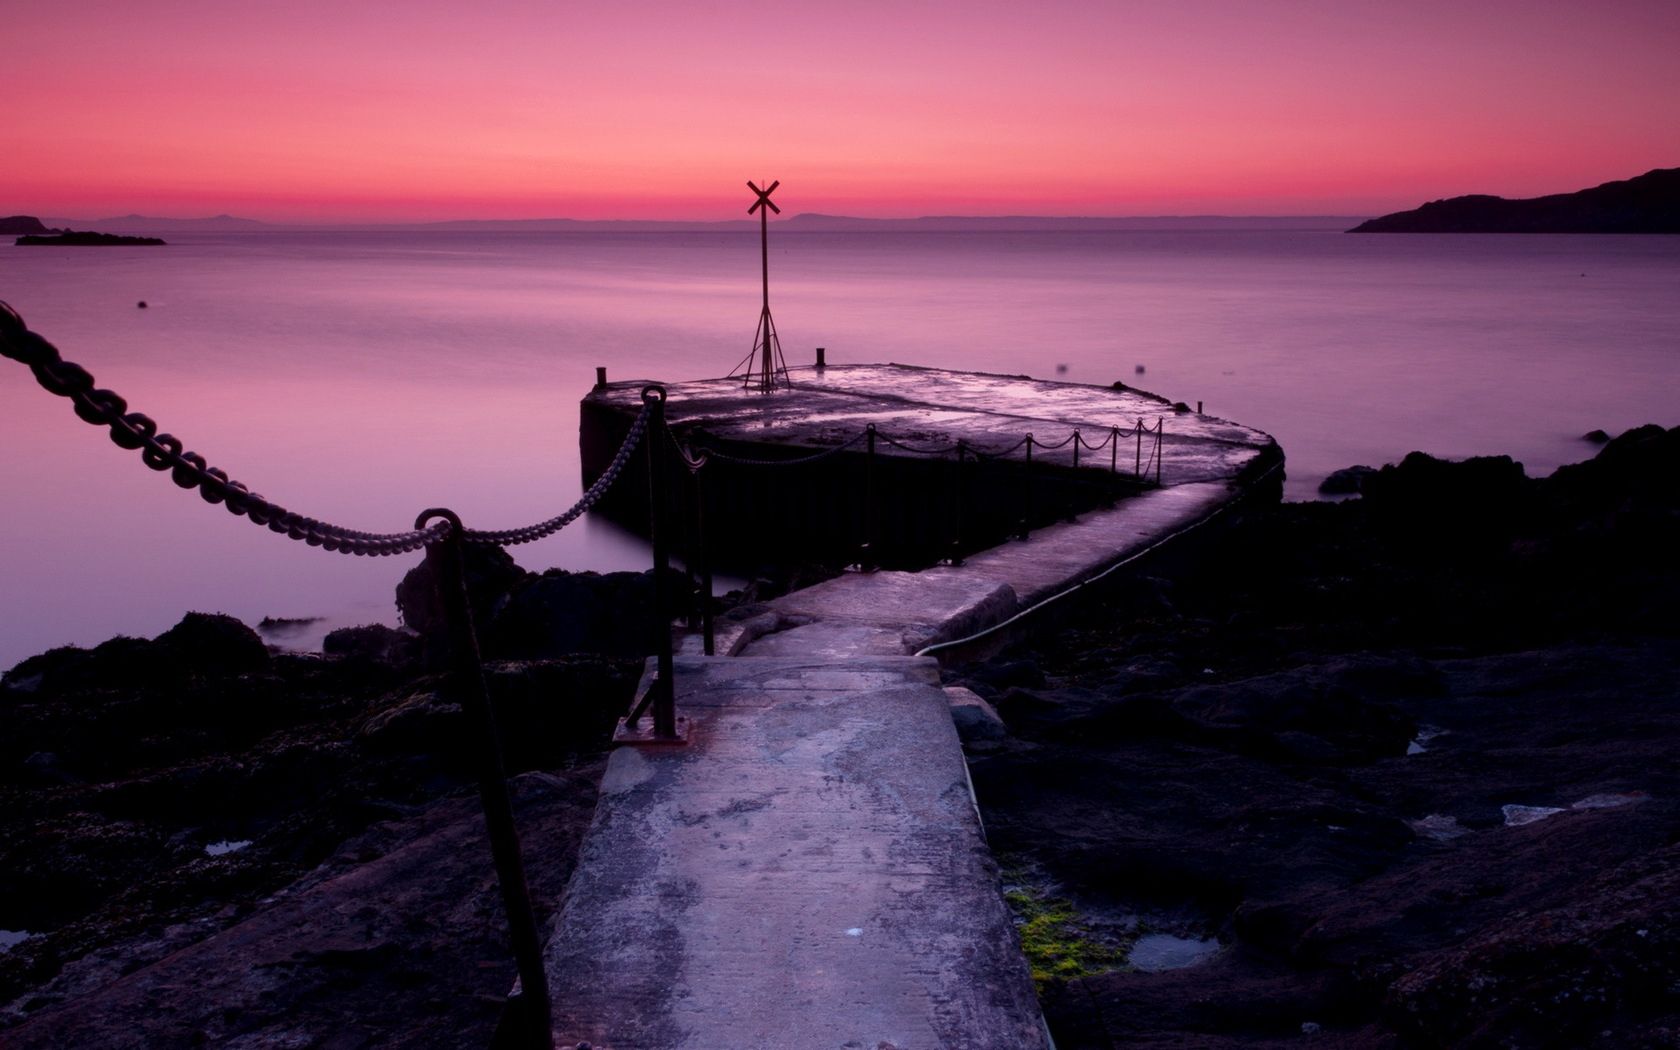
[1350,167,1680,233]
[16,232,166,246]
[0,216,52,235]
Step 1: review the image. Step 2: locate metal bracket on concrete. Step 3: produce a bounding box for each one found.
[612,714,691,746]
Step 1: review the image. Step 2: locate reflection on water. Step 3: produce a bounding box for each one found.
[3,227,1677,668]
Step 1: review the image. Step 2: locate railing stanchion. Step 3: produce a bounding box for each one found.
[645,387,677,738]
[1110,426,1119,475]
[950,440,966,565]
[1156,418,1163,485]
[694,457,715,656]
[861,424,877,569]
[1136,419,1144,479]
[417,508,552,1050]
[1019,435,1034,539]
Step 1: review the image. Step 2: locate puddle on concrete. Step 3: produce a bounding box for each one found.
[205,839,253,856]
[1,929,36,952]
[1128,933,1221,972]
[1407,726,1447,755]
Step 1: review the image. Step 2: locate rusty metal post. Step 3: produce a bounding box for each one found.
[416,508,552,1050]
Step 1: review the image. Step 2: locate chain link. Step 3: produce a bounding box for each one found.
[0,302,646,556]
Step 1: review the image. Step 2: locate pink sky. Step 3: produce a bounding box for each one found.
[6,0,1678,222]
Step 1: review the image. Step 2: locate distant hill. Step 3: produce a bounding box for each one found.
[42,213,269,233]
[1350,168,1680,233]
[0,215,55,235]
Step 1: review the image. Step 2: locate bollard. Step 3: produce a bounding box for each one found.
[1136,419,1144,478]
[816,346,826,368]
[594,366,607,391]
[1197,400,1203,414]
[416,508,552,1050]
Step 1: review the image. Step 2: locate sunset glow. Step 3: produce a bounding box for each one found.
[7,0,1679,221]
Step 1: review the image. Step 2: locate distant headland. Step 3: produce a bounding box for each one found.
[18,231,167,247]
[1350,167,1680,233]
[7,213,167,246]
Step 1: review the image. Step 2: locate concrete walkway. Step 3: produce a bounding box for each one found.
[545,656,1049,1050]
[550,369,1282,1048]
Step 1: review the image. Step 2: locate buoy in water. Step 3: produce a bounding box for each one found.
[1134,364,1145,374]
[1055,363,1068,375]
[137,301,148,309]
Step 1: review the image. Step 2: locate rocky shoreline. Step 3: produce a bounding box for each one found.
[2,424,1676,1047]
[955,423,1680,1048]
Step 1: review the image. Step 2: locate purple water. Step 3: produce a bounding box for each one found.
[4,226,1678,669]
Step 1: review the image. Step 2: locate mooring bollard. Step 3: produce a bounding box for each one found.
[1197,400,1203,414]
[816,346,826,368]
[416,508,553,1049]
[594,366,607,391]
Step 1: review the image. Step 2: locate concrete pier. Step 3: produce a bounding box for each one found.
[546,656,1048,1050]
[548,365,1281,1047]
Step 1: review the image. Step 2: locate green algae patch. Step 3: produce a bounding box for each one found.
[1000,864,1130,990]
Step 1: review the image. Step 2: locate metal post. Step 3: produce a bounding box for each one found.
[594,366,607,391]
[816,346,826,368]
[693,459,715,657]
[646,387,676,738]
[949,440,966,566]
[1156,419,1163,485]
[1072,430,1081,469]
[1136,419,1143,478]
[1019,435,1033,540]
[618,386,684,743]
[416,508,552,1050]
[1110,427,1119,474]
[861,424,877,569]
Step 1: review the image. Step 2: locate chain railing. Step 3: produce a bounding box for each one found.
[0,302,669,1050]
[4,298,1171,1047]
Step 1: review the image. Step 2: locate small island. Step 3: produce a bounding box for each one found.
[0,215,56,236]
[17,231,167,246]
[1350,166,1680,233]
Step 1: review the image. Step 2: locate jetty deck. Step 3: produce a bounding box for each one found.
[550,365,1281,1048]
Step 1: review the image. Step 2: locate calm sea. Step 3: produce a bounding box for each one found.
[4,226,1678,669]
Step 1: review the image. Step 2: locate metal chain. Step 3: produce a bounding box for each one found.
[462,407,649,546]
[694,428,869,467]
[0,301,646,555]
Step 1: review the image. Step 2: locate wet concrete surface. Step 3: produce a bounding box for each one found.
[587,364,1276,486]
[546,656,1049,1050]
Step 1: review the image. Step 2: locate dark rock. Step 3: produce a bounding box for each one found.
[486,567,687,660]
[1581,428,1611,443]
[0,216,51,235]
[1318,464,1376,496]
[1349,167,1680,233]
[16,232,167,246]
[155,613,270,677]
[322,624,420,667]
[394,544,524,652]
